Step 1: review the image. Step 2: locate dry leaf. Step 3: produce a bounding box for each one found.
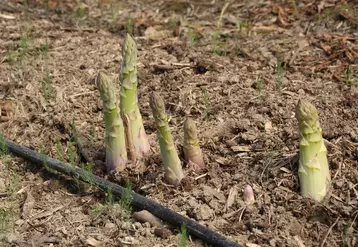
[230,145,251,152]
[294,235,306,247]
[21,190,35,219]
[0,14,15,20]
[86,237,104,247]
[144,26,171,40]
[264,121,272,132]
[225,186,238,210]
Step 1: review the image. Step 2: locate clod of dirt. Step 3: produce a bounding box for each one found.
[153,227,172,239]
[194,204,214,221]
[201,185,226,203]
[201,119,237,139]
[104,221,116,230]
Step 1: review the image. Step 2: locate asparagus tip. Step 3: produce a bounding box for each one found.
[183,117,205,171]
[243,185,255,204]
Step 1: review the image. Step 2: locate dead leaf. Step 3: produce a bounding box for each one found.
[21,190,35,219]
[86,237,104,247]
[230,145,251,152]
[264,121,272,132]
[294,235,306,247]
[339,9,358,25]
[144,26,171,40]
[252,24,285,32]
[225,186,238,210]
[320,42,332,55]
[298,39,309,50]
[30,205,65,220]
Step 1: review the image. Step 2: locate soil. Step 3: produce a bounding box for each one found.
[0,0,358,247]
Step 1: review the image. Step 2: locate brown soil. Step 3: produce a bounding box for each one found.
[0,0,358,247]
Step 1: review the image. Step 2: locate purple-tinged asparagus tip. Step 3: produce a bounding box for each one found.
[243,185,255,204]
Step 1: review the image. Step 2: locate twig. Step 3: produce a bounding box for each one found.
[320,217,339,247]
[217,1,231,29]
[195,173,208,180]
[152,63,193,72]
[66,91,94,100]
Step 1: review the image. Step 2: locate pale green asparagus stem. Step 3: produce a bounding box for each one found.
[183,117,205,171]
[119,33,150,160]
[295,99,331,202]
[96,72,127,172]
[149,92,184,186]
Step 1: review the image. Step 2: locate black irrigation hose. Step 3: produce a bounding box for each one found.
[4,139,244,247]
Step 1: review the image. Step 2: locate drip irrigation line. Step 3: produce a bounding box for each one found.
[3,138,244,247]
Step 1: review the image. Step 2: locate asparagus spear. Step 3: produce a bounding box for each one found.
[96,72,127,172]
[183,117,205,171]
[119,34,150,160]
[243,185,255,205]
[295,99,331,202]
[149,92,184,186]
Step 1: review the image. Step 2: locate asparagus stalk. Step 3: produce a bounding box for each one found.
[149,92,184,186]
[119,34,150,160]
[183,117,205,171]
[295,99,331,202]
[96,72,127,172]
[243,185,255,205]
